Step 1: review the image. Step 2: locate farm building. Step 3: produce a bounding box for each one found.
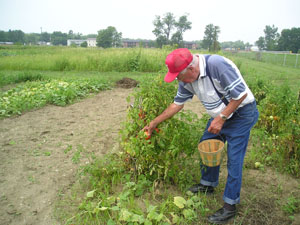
[122,39,150,48]
[67,39,86,46]
[87,38,96,47]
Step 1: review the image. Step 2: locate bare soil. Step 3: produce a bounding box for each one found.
[0,87,299,225]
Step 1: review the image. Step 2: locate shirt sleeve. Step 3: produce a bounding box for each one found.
[209,56,246,100]
[174,82,194,105]
[221,67,246,99]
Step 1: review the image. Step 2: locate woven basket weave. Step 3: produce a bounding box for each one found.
[198,139,225,167]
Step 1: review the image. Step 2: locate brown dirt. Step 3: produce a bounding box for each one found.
[0,88,134,225]
[115,77,139,89]
[0,88,299,225]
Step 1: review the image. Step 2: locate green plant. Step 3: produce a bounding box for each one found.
[0,78,111,118]
[249,81,300,176]
[120,75,205,189]
[282,196,300,215]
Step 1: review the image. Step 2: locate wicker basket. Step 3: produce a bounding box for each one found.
[198,139,225,167]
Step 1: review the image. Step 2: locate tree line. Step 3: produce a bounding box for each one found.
[255,25,300,53]
[1,13,299,53]
[0,29,96,46]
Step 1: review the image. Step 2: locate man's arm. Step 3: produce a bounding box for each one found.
[208,93,247,134]
[144,103,184,135]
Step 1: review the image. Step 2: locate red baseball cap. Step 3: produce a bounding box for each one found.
[164,48,193,83]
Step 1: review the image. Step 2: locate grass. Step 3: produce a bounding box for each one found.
[0,46,168,72]
[223,51,300,69]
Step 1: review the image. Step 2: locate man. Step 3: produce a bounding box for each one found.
[143,48,259,224]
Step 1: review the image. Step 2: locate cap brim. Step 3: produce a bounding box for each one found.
[164,71,179,83]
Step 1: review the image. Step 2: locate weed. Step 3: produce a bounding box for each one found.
[282,196,300,215]
[64,144,73,154]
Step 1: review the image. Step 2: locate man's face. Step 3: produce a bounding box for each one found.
[177,66,199,83]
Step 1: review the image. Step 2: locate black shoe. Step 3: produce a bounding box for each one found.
[188,183,214,194]
[208,207,237,224]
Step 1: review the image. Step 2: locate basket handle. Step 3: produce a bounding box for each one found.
[217,134,225,143]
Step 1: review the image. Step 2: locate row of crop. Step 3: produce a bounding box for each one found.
[247,78,300,176]
[0,46,167,72]
[0,78,111,118]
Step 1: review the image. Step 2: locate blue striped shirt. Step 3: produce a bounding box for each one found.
[174,54,255,118]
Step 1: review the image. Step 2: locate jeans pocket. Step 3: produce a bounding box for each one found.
[235,107,259,128]
[235,109,255,119]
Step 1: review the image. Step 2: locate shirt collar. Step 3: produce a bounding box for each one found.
[198,54,207,78]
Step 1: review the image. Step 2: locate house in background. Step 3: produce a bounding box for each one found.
[122,39,150,48]
[67,39,86,46]
[184,41,198,49]
[87,38,97,47]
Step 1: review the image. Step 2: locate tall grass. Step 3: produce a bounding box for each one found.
[0,71,44,87]
[0,46,168,72]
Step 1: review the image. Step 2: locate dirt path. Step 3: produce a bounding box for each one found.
[0,88,138,225]
[1,87,299,225]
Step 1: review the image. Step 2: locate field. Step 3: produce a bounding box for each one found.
[0,46,300,225]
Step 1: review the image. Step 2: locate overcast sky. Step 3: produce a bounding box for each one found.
[1,0,299,44]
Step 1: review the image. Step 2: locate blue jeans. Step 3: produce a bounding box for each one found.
[200,101,259,205]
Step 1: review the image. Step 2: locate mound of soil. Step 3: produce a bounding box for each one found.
[115,77,139,88]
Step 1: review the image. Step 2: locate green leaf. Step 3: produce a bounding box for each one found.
[111,206,120,211]
[86,190,95,198]
[183,209,195,219]
[174,196,186,209]
[99,207,108,211]
[107,219,116,225]
[119,209,132,221]
[144,219,152,225]
[186,199,194,207]
[170,213,180,223]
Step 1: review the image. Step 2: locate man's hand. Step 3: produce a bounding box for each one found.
[208,116,225,134]
[208,93,248,134]
[142,103,184,136]
[143,121,157,136]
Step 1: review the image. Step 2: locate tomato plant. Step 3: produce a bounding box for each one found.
[120,75,205,187]
[252,81,300,176]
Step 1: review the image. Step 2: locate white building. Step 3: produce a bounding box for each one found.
[87,38,97,47]
[67,39,86,46]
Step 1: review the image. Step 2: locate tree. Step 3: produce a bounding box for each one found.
[0,30,8,42]
[255,36,265,50]
[7,30,25,44]
[25,33,38,45]
[278,27,300,53]
[264,25,279,50]
[162,12,176,41]
[171,14,192,47]
[40,32,50,42]
[51,31,68,45]
[152,12,192,48]
[245,42,252,50]
[80,41,87,48]
[152,14,172,47]
[221,40,246,50]
[96,26,122,48]
[203,24,220,52]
